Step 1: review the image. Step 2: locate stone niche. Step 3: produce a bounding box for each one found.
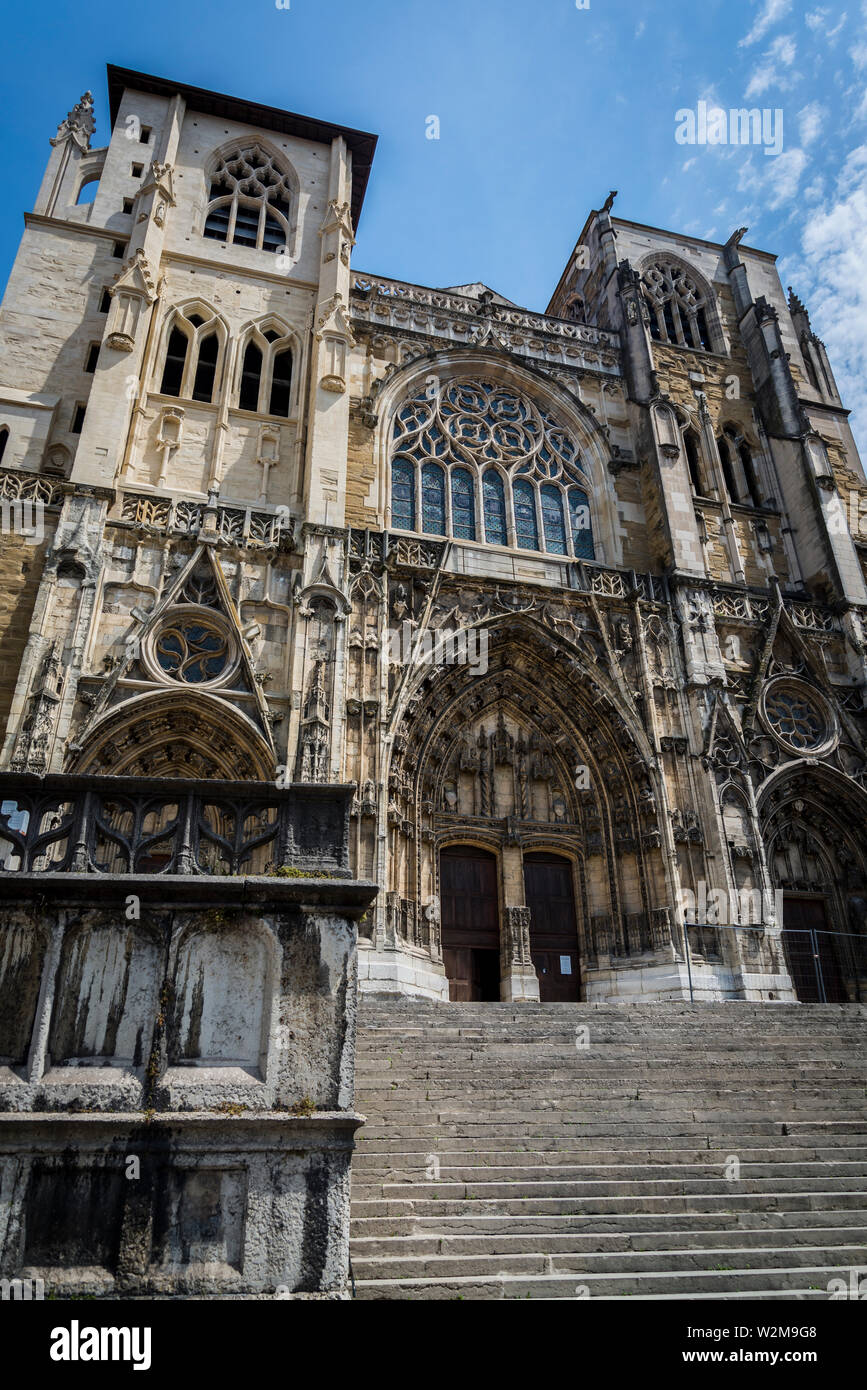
[0,836,376,1299]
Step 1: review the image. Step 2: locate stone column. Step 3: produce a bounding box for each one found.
[499,843,539,1001]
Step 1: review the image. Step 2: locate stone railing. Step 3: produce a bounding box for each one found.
[116,492,295,550]
[348,528,666,603]
[0,772,353,878]
[712,589,840,631]
[350,273,621,374]
[0,468,65,505]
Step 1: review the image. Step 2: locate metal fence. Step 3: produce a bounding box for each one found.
[683,920,867,1004]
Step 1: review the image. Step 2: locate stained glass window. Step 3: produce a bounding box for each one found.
[156,620,230,683]
[451,468,476,540]
[513,478,539,550]
[421,463,446,535]
[388,379,595,556]
[569,487,594,560]
[391,458,415,530]
[483,470,508,546]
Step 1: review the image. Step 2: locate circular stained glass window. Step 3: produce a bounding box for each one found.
[156,620,229,683]
[763,682,834,755]
[144,606,238,689]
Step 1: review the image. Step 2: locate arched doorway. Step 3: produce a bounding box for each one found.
[524,852,580,1002]
[440,846,500,1001]
[781,896,848,1002]
[760,767,867,1004]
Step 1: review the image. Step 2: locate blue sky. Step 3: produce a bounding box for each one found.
[2,0,864,440]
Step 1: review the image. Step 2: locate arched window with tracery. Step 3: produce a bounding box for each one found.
[642,261,716,352]
[389,378,595,560]
[203,146,295,254]
[0,427,8,466]
[236,324,294,417]
[158,306,224,404]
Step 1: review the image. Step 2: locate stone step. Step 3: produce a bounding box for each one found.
[353,1144,867,1166]
[353,1190,867,1218]
[355,1174,867,1201]
[355,1160,867,1183]
[351,1264,855,1299]
[351,1241,867,1281]
[351,1223,867,1255]
[351,1207,867,1237]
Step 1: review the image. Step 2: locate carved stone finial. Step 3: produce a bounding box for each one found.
[55,91,95,148]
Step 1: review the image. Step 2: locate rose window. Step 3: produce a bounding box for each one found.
[144,607,239,689]
[763,683,832,754]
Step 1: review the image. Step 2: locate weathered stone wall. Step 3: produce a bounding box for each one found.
[0,869,375,1298]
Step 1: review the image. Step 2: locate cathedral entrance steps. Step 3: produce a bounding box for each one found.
[351,999,867,1299]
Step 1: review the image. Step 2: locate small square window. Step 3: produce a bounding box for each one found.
[112,241,126,258]
[122,197,134,214]
[71,405,86,434]
[131,163,144,178]
[98,289,111,313]
[84,344,100,373]
[140,127,152,144]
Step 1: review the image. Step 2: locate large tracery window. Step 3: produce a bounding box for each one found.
[203,146,294,254]
[389,379,595,560]
[642,261,715,352]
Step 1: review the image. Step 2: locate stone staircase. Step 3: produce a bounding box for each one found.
[350,998,867,1300]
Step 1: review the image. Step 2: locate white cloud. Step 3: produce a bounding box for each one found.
[807,9,848,40]
[740,0,793,47]
[798,101,828,144]
[738,146,808,208]
[744,34,798,98]
[794,150,867,444]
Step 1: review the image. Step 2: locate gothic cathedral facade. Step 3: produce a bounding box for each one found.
[2,67,867,1010]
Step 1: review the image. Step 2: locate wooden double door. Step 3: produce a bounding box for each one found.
[440,847,581,1003]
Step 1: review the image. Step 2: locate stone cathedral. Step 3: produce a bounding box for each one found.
[0,62,861,1301]
[2,67,867,1011]
[1,65,866,1298]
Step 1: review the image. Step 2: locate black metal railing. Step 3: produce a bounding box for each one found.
[0,773,353,878]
